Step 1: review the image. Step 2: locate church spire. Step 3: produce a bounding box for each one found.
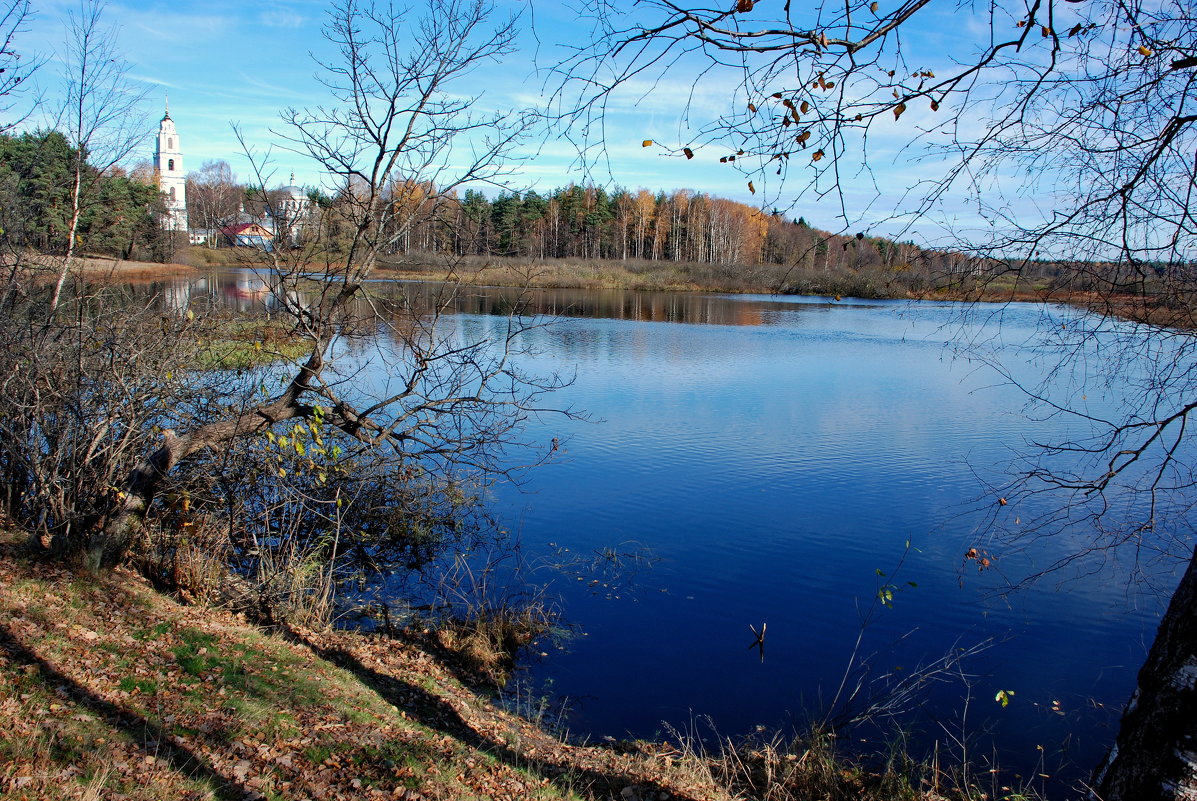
[164,93,171,120]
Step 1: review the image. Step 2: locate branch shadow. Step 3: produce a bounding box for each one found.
[290,629,701,801]
[0,622,250,801]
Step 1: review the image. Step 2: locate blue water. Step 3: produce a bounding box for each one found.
[160,273,1184,794]
[452,289,1173,792]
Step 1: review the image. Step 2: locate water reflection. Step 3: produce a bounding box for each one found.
[122,268,1177,793]
[140,269,863,326]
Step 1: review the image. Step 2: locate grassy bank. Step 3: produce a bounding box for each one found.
[372,254,1061,305]
[0,531,1007,801]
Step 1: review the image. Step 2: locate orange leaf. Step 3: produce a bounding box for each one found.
[800,100,810,114]
[871,1,878,10]
[812,149,824,162]
[893,102,907,120]
[748,102,757,113]
[1138,45,1153,56]
[748,181,755,194]
[642,140,653,147]
[930,99,939,111]
[683,147,694,159]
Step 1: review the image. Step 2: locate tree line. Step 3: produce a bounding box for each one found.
[192,158,959,277]
[0,129,173,260]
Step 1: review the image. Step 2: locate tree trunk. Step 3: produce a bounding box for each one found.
[1093,547,1197,801]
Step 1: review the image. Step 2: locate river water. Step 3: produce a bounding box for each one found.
[157,271,1184,794]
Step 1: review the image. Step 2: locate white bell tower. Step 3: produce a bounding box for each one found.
[154,97,188,232]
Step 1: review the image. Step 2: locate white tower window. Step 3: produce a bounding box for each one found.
[168,158,175,171]
[167,137,173,149]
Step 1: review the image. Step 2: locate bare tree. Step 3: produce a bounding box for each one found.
[0,0,36,133]
[186,159,244,238]
[49,0,149,311]
[555,1,1197,797]
[77,0,566,584]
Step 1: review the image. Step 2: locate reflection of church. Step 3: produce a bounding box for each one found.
[153,102,311,246]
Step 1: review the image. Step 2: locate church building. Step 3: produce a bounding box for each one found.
[154,100,188,232]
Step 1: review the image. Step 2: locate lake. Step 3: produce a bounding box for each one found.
[157,271,1181,794]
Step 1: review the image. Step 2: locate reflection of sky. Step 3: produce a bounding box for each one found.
[448,293,1177,788]
[136,273,1188,788]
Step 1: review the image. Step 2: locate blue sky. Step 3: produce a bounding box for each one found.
[10,0,1039,241]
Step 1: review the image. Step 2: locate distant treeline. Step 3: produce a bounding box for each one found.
[0,130,1081,299]
[0,130,174,261]
[379,183,934,272]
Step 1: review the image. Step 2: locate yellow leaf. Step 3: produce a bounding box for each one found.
[642,140,653,147]
[1138,45,1153,56]
[893,102,907,120]
[748,181,756,194]
[1040,25,1051,36]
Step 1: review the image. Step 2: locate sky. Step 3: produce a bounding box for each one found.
[7,0,1048,243]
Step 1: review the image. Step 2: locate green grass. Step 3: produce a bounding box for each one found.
[193,318,311,370]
